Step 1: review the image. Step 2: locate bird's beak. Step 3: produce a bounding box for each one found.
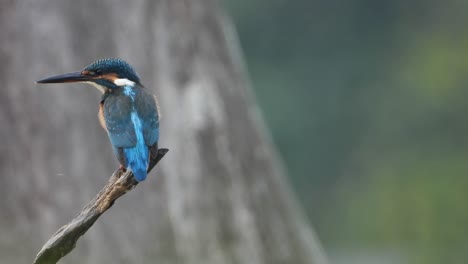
[36,71,90,84]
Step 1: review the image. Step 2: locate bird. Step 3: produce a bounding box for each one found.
[37,58,159,182]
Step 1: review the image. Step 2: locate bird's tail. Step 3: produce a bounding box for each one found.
[124,145,149,182]
[131,166,148,182]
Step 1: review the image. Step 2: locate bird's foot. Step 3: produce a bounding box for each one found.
[117,165,127,178]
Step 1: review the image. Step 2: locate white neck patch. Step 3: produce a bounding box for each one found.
[114,78,135,87]
[85,81,107,94]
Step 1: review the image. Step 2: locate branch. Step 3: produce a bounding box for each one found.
[33,148,169,264]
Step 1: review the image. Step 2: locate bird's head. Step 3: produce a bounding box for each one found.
[37,58,141,92]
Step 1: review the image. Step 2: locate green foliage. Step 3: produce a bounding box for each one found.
[338,152,468,257]
[225,0,468,262]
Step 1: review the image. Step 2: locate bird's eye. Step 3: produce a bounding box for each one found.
[95,69,103,75]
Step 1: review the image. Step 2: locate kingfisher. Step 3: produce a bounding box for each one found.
[37,58,159,182]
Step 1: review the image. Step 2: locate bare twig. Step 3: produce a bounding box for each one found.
[33,148,169,264]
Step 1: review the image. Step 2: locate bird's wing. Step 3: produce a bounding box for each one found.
[103,95,137,148]
[135,90,160,146]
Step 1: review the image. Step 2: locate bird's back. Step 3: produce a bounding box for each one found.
[102,85,159,181]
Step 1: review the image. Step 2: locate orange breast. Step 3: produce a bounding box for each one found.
[98,103,107,131]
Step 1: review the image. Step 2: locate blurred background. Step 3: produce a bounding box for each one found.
[224,0,468,263]
[1,0,467,263]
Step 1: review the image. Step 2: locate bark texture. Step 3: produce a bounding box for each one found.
[0,0,327,263]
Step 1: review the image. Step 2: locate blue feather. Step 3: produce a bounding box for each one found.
[123,111,149,181]
[103,84,159,182]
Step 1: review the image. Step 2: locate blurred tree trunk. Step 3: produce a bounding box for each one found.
[0,0,326,264]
